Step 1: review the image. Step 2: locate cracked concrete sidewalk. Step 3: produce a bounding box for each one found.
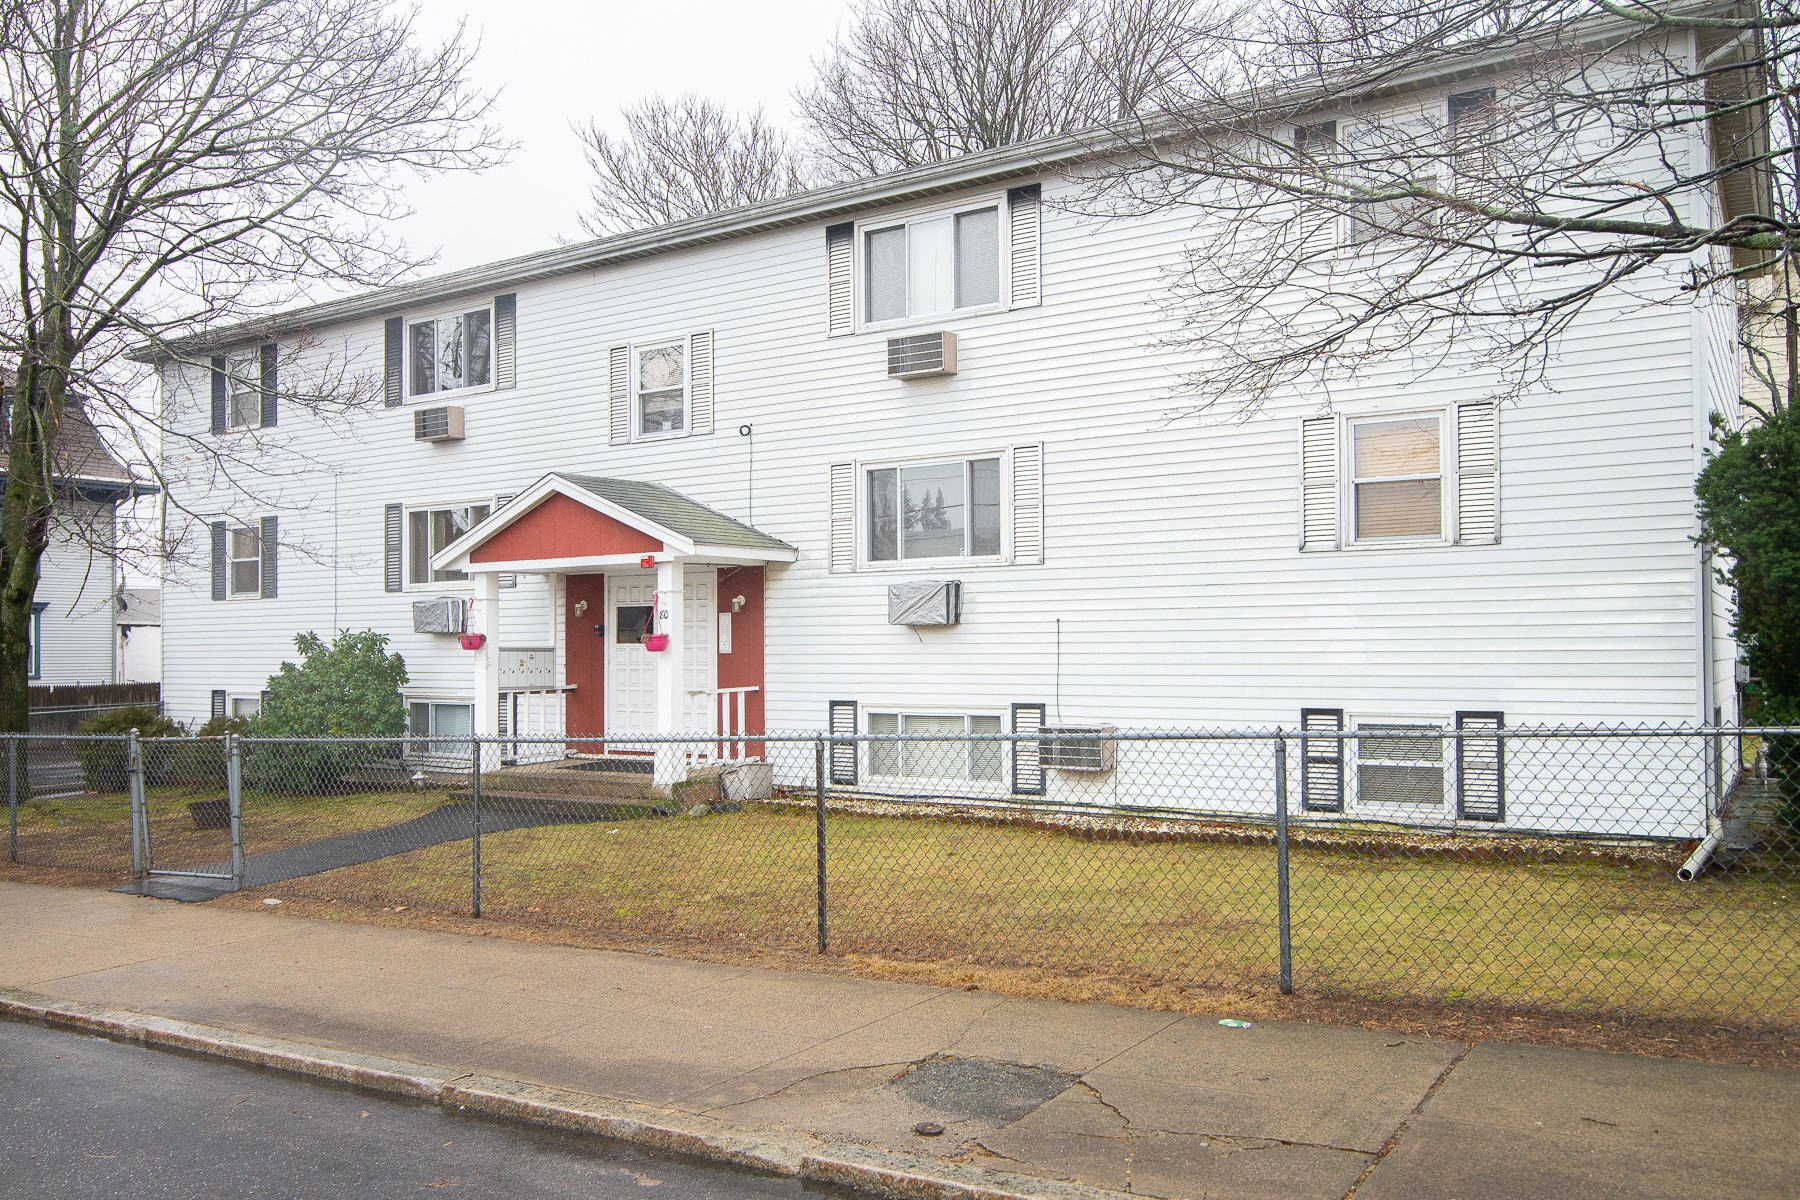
[4,881,1795,1200]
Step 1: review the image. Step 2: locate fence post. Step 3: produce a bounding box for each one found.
[227,733,244,891]
[7,736,16,864]
[1274,730,1293,996]
[471,737,483,919]
[815,736,828,954]
[127,728,145,880]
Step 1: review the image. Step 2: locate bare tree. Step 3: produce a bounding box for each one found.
[1081,0,1793,418]
[796,0,1207,178]
[576,96,813,236]
[0,0,504,731]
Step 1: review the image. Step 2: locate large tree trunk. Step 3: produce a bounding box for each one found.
[0,362,62,735]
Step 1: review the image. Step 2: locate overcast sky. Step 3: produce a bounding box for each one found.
[396,0,855,275]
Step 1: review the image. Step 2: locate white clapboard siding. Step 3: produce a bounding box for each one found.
[153,102,1734,792]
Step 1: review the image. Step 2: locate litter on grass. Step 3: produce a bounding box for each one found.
[1219,1019,1252,1028]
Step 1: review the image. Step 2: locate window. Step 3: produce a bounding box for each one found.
[1350,414,1443,542]
[1293,120,1338,155]
[407,503,491,585]
[867,457,1002,563]
[409,307,492,397]
[408,700,473,759]
[1354,722,1446,808]
[637,341,685,436]
[231,695,262,719]
[1349,177,1435,245]
[868,713,1004,783]
[865,203,1001,323]
[228,526,261,596]
[226,356,260,429]
[27,602,43,680]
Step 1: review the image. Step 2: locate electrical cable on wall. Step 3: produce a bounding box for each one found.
[739,424,753,524]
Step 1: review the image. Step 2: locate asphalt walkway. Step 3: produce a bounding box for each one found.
[112,803,604,901]
[2,881,1793,1200]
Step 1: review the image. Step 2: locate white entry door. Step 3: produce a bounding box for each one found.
[681,572,716,734]
[605,575,657,739]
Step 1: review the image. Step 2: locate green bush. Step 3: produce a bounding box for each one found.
[75,706,183,791]
[243,630,408,794]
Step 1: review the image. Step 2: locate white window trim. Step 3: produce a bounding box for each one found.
[227,693,263,720]
[403,498,500,592]
[226,525,261,599]
[854,191,1010,333]
[857,449,1012,571]
[865,707,1010,790]
[1348,715,1451,816]
[1338,405,1454,550]
[405,303,497,402]
[630,334,691,443]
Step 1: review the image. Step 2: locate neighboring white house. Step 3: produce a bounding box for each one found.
[150,18,1752,836]
[0,396,150,688]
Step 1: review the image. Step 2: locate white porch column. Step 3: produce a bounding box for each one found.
[472,570,501,740]
[653,558,687,787]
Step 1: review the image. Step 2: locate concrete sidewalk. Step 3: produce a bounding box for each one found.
[2,881,1792,1200]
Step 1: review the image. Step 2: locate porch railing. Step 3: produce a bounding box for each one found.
[689,686,760,764]
[500,686,571,764]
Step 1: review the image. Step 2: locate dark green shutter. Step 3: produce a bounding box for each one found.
[1011,702,1046,796]
[210,521,227,601]
[210,357,227,434]
[259,342,278,428]
[259,516,278,599]
[1300,708,1344,812]
[384,317,404,407]
[828,700,857,785]
[1455,711,1505,821]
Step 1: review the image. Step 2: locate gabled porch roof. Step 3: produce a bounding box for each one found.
[432,472,797,575]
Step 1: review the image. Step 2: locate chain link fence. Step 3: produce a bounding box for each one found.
[5,725,1795,1031]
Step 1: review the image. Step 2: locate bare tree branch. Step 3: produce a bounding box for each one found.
[575,95,813,236]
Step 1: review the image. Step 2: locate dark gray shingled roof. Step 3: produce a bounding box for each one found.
[554,474,793,554]
[0,389,147,495]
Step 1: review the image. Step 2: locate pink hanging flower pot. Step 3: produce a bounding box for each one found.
[643,633,670,652]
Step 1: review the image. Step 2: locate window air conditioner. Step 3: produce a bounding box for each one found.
[412,597,466,634]
[1040,725,1117,773]
[887,332,958,379]
[414,405,465,442]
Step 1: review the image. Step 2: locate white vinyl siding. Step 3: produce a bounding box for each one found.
[151,135,1729,823]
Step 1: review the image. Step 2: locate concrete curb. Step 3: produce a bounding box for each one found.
[0,986,1131,1200]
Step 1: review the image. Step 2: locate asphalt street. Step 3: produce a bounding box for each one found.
[0,1022,855,1200]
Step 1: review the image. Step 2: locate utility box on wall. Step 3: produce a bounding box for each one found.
[888,580,962,626]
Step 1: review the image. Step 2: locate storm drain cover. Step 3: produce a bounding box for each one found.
[891,1058,1079,1125]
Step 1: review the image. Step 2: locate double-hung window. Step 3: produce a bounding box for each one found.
[1354,721,1447,809]
[408,699,473,762]
[1350,414,1444,542]
[867,457,1002,563]
[226,356,260,429]
[864,203,1002,324]
[408,503,491,585]
[228,526,261,596]
[636,341,686,437]
[409,306,493,397]
[868,712,1004,783]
